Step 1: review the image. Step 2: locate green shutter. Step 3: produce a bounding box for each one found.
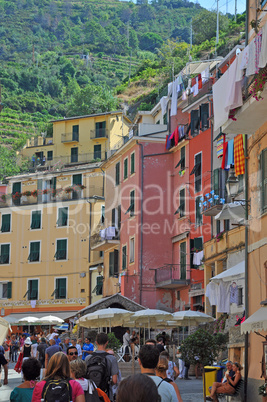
[213,169,220,196]
[124,158,128,179]
[0,244,10,264]
[114,250,119,275]
[96,276,103,295]
[55,239,67,260]
[130,190,135,216]
[31,211,41,229]
[122,245,127,270]
[195,196,202,226]
[191,110,199,135]
[57,208,68,226]
[109,252,114,276]
[115,163,120,186]
[194,237,203,251]
[131,153,135,174]
[72,125,79,141]
[7,282,12,299]
[28,242,40,262]
[180,146,185,170]
[56,278,66,299]
[118,205,121,230]
[180,242,186,280]
[73,174,82,186]
[47,151,53,161]
[200,103,209,130]
[180,189,185,217]
[12,182,21,194]
[1,214,11,232]
[29,280,38,300]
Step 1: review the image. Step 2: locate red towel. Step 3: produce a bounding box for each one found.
[174,127,179,146]
[221,141,228,170]
[191,77,196,87]
[198,73,202,89]
[14,352,23,373]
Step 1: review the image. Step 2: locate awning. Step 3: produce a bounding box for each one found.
[3,311,77,324]
[215,202,245,222]
[211,261,245,283]
[241,306,267,334]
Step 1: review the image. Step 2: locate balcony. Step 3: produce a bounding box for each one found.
[91,227,120,252]
[61,132,79,143]
[201,192,224,216]
[204,226,245,262]
[155,265,190,289]
[184,78,213,110]
[26,136,54,148]
[90,129,108,140]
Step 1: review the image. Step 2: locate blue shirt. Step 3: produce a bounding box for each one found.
[82,342,94,360]
[55,337,61,345]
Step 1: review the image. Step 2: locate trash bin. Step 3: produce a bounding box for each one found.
[204,366,221,396]
[214,366,224,383]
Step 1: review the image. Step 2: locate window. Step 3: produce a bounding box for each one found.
[190,237,203,268]
[195,196,202,227]
[115,163,120,186]
[190,153,202,193]
[101,205,105,224]
[57,207,68,227]
[122,245,127,270]
[0,282,12,299]
[180,146,185,170]
[71,147,78,163]
[55,278,67,299]
[73,174,82,200]
[96,276,103,295]
[125,191,135,216]
[100,251,103,258]
[109,250,119,276]
[12,182,21,206]
[31,211,41,230]
[28,242,40,262]
[177,291,180,300]
[180,188,185,217]
[124,158,128,180]
[118,205,121,230]
[94,144,101,160]
[224,219,230,231]
[28,279,38,300]
[261,148,267,212]
[238,287,243,306]
[95,121,106,138]
[72,125,79,142]
[1,214,11,232]
[180,242,186,280]
[55,239,67,260]
[131,153,135,175]
[216,220,221,235]
[130,238,135,263]
[0,244,10,264]
[190,110,200,136]
[200,103,209,131]
[47,151,53,161]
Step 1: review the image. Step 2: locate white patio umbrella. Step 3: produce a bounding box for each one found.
[0,317,10,345]
[124,309,173,339]
[172,310,215,334]
[18,316,39,333]
[77,308,134,330]
[38,315,64,325]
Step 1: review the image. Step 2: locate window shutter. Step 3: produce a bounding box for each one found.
[30,280,38,299]
[56,240,67,260]
[12,182,21,194]
[31,211,41,229]
[213,169,220,195]
[118,205,121,230]
[180,242,186,280]
[122,245,127,270]
[56,278,66,299]
[0,244,10,264]
[1,214,11,232]
[179,189,185,217]
[47,151,53,161]
[72,125,79,141]
[109,252,114,276]
[96,276,103,295]
[194,237,203,250]
[124,159,128,179]
[7,282,12,299]
[180,146,185,170]
[29,242,40,262]
[58,208,68,226]
[112,208,116,227]
[115,163,120,186]
[200,103,209,130]
[191,110,200,136]
[114,249,119,275]
[130,190,135,216]
[131,153,135,174]
[195,197,202,226]
[73,174,82,186]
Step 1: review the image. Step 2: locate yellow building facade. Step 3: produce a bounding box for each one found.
[0,112,131,321]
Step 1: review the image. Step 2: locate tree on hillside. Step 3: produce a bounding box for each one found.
[192,10,229,45]
[139,32,163,52]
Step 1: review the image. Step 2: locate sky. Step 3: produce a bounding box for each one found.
[196,0,246,15]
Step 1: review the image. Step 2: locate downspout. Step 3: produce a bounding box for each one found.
[88,200,92,306]
[136,141,144,305]
[100,167,105,197]
[208,96,213,238]
[244,134,249,402]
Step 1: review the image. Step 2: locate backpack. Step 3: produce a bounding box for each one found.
[85,352,110,393]
[41,378,72,402]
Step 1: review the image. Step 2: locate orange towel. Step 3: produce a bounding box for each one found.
[234,134,245,176]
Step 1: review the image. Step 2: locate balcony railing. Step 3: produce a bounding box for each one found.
[201,192,225,216]
[155,264,190,288]
[185,78,213,108]
[61,132,79,143]
[90,129,108,139]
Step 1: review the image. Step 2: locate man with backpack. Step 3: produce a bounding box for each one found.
[138,345,178,402]
[85,333,118,402]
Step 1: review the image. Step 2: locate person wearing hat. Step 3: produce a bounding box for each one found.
[21,337,33,379]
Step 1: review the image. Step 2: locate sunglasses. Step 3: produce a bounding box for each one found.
[69,352,78,356]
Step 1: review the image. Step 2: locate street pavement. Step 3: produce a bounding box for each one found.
[0,361,204,401]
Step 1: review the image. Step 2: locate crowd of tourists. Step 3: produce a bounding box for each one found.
[0,330,242,401]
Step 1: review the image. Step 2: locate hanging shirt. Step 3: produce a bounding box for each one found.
[217,135,224,158]
[205,282,218,306]
[234,134,245,176]
[246,39,257,76]
[170,80,178,116]
[227,139,234,166]
[160,96,169,116]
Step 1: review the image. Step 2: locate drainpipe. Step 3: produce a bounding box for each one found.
[100,167,105,197]
[208,96,213,238]
[136,141,144,305]
[244,134,249,402]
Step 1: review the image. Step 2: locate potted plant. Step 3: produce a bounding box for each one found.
[216,231,225,242]
[259,382,267,401]
[31,189,38,198]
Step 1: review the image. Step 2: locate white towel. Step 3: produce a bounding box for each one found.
[240,45,249,70]
[31,300,36,308]
[106,226,116,237]
[170,80,178,116]
[259,23,267,68]
[246,39,256,76]
[160,96,169,116]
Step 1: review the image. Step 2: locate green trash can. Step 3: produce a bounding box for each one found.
[204,366,221,397]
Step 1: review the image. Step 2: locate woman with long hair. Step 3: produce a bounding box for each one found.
[207,362,242,402]
[32,352,85,402]
[155,354,183,402]
[117,374,160,402]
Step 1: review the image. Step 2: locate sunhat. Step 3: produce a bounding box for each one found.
[25,337,32,345]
